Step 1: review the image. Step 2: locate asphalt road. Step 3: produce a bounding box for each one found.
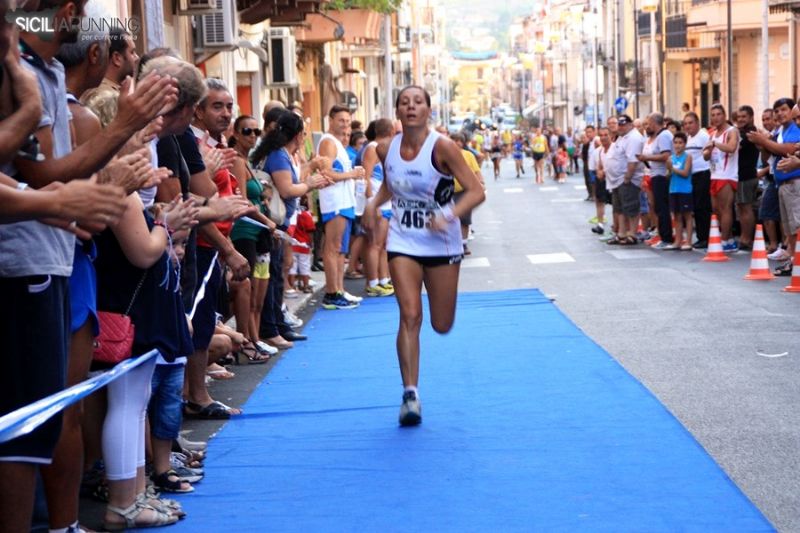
[460,157,800,532]
[98,157,799,532]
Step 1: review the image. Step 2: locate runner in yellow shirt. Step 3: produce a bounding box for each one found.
[531,128,548,184]
[450,132,485,255]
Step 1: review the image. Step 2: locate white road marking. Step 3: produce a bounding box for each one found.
[462,257,490,268]
[606,249,659,260]
[550,198,584,203]
[539,186,558,192]
[574,185,586,190]
[503,188,524,193]
[756,350,788,358]
[527,252,575,265]
[486,220,504,224]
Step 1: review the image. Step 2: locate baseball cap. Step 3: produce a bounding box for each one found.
[617,114,633,126]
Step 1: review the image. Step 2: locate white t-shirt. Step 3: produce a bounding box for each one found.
[606,129,645,187]
[317,133,356,215]
[686,128,711,173]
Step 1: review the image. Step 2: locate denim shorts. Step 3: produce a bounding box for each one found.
[149,363,186,440]
[759,179,780,221]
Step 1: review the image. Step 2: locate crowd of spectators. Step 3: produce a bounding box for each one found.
[465,102,800,274]
[0,1,405,530]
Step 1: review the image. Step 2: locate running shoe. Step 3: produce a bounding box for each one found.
[398,390,422,426]
[590,224,604,235]
[343,291,363,304]
[652,241,671,250]
[283,309,303,328]
[767,247,791,261]
[588,216,599,224]
[321,293,358,310]
[722,241,739,253]
[366,284,394,297]
[381,281,394,290]
[662,242,680,250]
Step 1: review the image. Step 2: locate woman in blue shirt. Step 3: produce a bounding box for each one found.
[252,110,330,349]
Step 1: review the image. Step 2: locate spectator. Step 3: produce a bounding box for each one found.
[665,131,694,250]
[735,105,760,250]
[581,125,597,201]
[638,113,674,249]
[361,118,396,297]
[702,104,740,252]
[605,115,645,245]
[757,108,782,253]
[748,99,800,276]
[682,111,712,248]
[345,130,369,281]
[288,198,316,293]
[254,110,329,345]
[317,105,364,310]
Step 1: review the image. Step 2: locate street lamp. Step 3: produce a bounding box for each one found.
[642,0,658,113]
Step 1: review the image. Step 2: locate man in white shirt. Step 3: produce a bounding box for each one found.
[604,115,645,244]
[682,112,712,248]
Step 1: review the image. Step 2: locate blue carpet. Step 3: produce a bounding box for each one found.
[170,289,772,532]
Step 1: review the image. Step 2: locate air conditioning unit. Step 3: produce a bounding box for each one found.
[202,0,237,49]
[178,0,221,15]
[266,27,298,87]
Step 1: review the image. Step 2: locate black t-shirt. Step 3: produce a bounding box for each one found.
[738,125,759,181]
[177,128,206,175]
[156,134,198,312]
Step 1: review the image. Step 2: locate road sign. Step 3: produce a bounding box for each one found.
[614,96,628,114]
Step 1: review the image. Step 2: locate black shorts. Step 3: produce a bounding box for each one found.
[669,192,694,213]
[351,216,366,237]
[533,152,545,161]
[612,182,641,217]
[0,275,70,463]
[594,180,611,204]
[191,246,222,351]
[387,251,462,267]
[233,237,257,272]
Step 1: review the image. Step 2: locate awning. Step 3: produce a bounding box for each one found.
[665,47,720,61]
[238,0,323,26]
[294,9,382,44]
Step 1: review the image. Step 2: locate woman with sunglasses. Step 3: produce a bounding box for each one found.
[230,115,278,361]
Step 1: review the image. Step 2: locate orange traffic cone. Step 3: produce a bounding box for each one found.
[744,225,773,280]
[783,230,800,292]
[703,215,729,262]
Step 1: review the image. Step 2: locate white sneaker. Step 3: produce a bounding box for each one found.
[255,340,279,355]
[767,247,791,261]
[308,279,318,287]
[398,390,422,426]
[343,291,363,303]
[283,311,303,328]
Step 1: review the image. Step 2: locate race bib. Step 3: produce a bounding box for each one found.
[396,198,437,230]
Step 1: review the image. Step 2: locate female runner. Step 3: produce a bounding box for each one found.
[364,86,485,426]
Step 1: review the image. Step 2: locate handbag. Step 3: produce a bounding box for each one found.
[92,271,147,365]
[253,168,287,225]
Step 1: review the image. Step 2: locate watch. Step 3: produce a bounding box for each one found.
[16,182,28,191]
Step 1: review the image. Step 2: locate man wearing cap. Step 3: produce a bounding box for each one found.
[604,115,645,244]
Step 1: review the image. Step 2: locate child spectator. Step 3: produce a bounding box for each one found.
[289,200,316,293]
[555,142,569,183]
[666,132,694,250]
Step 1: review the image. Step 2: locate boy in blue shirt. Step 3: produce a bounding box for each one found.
[665,132,694,250]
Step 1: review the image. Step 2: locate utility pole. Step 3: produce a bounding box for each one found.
[383,13,393,118]
[634,1,640,117]
[593,11,600,126]
[726,0,733,112]
[761,0,769,113]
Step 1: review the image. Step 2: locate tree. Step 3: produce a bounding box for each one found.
[324,0,401,14]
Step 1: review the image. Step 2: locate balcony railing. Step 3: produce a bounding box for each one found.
[665,14,688,48]
[637,9,662,36]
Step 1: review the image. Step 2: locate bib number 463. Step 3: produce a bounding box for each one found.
[400,209,433,229]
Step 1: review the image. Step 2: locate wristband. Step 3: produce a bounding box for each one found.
[153,218,174,235]
[16,182,28,191]
[440,204,457,223]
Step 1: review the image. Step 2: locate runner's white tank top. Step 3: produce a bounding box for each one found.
[317,133,356,214]
[710,126,739,181]
[385,130,462,257]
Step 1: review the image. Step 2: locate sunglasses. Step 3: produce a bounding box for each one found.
[240,127,261,137]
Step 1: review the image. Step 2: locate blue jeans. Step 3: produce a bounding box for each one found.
[149,363,185,440]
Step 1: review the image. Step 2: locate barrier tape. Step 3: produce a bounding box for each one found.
[239,216,310,248]
[0,250,219,445]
